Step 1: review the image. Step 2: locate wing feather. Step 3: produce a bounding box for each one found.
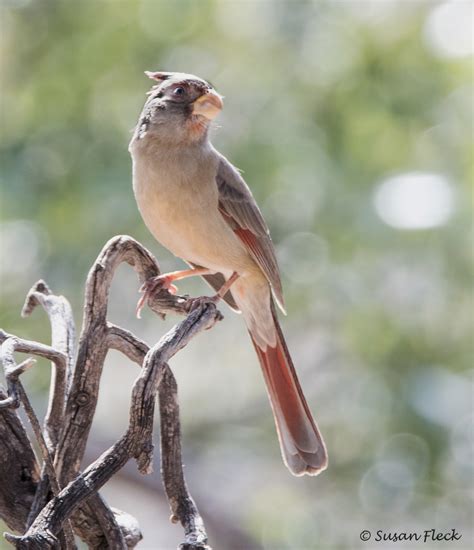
[216,155,285,311]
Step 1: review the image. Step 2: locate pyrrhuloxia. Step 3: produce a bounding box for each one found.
[129,71,327,476]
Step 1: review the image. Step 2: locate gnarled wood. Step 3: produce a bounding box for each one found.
[0,236,220,549]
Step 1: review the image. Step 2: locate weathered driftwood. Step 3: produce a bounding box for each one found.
[0,235,219,549]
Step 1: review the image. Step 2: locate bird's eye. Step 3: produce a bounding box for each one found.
[174,87,185,96]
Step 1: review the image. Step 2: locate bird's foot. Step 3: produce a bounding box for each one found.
[185,295,224,325]
[136,275,178,318]
[185,294,218,311]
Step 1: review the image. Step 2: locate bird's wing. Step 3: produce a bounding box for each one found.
[215,155,285,312]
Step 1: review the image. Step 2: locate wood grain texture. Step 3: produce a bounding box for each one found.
[1,235,221,549]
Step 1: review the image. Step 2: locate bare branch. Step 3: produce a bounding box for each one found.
[54,236,160,486]
[51,236,209,547]
[159,368,210,550]
[0,331,67,403]
[22,280,76,378]
[107,320,214,548]
[0,388,40,533]
[106,324,148,365]
[22,280,76,447]
[0,338,36,409]
[0,337,76,548]
[44,236,158,546]
[17,384,76,549]
[0,339,59,492]
[1,235,222,548]
[8,302,220,549]
[0,332,71,539]
[20,281,77,533]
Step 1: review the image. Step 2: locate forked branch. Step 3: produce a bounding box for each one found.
[0,236,220,549]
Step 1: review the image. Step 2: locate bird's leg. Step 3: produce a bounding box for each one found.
[187,271,240,312]
[215,271,240,299]
[136,267,213,318]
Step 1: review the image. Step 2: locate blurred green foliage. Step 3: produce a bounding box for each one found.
[0,1,472,549]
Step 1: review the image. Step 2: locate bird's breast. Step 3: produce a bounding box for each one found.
[131,148,253,274]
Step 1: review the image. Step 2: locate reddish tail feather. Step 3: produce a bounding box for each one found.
[250,303,327,476]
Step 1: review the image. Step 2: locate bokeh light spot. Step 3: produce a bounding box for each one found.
[375,433,430,488]
[424,1,474,59]
[373,172,454,230]
[407,367,471,427]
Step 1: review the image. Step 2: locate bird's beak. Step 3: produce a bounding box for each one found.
[192,89,223,120]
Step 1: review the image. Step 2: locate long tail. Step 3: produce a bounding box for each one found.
[249,302,328,476]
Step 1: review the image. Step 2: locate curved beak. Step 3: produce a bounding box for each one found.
[192,89,223,120]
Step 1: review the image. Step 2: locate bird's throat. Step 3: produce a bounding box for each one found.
[186,115,210,141]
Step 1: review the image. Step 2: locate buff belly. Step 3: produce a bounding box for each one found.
[132,160,254,276]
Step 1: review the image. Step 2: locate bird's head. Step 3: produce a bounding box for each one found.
[133,71,223,145]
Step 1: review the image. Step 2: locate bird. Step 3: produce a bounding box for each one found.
[129,71,327,476]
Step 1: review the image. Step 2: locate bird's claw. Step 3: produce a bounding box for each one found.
[185,295,224,325]
[185,295,218,312]
[136,275,178,318]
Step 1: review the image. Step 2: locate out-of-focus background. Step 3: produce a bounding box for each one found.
[1,1,472,549]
